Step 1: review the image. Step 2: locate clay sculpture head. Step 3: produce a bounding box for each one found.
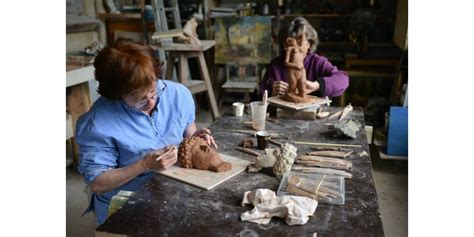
[178,136,232,172]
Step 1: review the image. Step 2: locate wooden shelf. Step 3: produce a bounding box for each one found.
[319,42,396,47]
[281,14,351,18]
[319,42,358,46]
[98,13,143,22]
[379,149,408,160]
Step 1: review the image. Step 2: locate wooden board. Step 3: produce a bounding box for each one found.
[150,40,215,52]
[151,29,184,39]
[157,154,251,190]
[276,108,316,120]
[268,95,331,111]
[66,65,94,87]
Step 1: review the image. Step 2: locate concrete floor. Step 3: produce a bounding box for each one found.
[66,108,407,237]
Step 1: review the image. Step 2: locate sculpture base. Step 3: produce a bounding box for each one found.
[282,93,317,103]
[267,95,331,111]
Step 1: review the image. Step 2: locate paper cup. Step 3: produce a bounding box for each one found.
[232,102,244,117]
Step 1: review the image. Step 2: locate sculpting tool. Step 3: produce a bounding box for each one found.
[235,147,261,157]
[156,146,175,161]
[262,90,268,105]
[294,141,362,148]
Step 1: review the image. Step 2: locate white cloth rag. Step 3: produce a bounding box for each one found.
[240,188,318,225]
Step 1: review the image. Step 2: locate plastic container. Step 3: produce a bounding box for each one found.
[250,101,268,131]
[277,172,345,205]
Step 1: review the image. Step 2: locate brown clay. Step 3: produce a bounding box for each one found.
[282,27,315,104]
[178,136,232,172]
[240,138,254,148]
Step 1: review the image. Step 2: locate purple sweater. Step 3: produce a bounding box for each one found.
[259,52,349,97]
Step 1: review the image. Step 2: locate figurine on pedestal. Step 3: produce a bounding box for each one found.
[282,26,315,103]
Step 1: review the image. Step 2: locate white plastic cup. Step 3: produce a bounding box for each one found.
[232,102,244,117]
[250,101,268,131]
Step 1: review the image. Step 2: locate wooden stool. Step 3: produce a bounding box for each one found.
[151,40,219,119]
[66,64,94,167]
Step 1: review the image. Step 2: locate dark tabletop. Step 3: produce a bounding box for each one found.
[96,107,384,237]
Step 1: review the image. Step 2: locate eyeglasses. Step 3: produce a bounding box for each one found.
[129,81,167,110]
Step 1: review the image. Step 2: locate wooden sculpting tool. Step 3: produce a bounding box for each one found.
[328,104,353,121]
[286,175,343,201]
[328,109,343,120]
[262,90,268,105]
[292,165,352,178]
[156,146,176,161]
[268,139,283,147]
[339,104,353,120]
[243,120,280,125]
[266,117,279,123]
[294,141,362,148]
[316,107,330,118]
[235,147,262,157]
[296,155,353,171]
[306,150,353,158]
[311,146,353,152]
[232,129,286,138]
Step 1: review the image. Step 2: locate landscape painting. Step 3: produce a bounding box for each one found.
[214,16,272,64]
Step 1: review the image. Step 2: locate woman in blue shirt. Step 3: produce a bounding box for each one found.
[75,39,217,225]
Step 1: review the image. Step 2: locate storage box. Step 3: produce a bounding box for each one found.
[277,172,345,205]
[386,106,408,156]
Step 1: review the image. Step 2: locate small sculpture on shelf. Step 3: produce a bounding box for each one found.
[178,136,231,172]
[179,17,201,45]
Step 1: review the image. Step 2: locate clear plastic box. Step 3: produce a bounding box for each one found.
[277,172,345,205]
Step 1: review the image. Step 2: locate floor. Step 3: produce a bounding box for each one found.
[66,108,407,237]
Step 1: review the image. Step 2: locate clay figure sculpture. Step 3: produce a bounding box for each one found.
[178,136,231,172]
[180,17,201,45]
[282,26,315,103]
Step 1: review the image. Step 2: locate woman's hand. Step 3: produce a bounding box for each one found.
[305,80,320,94]
[272,81,289,96]
[192,128,218,149]
[141,145,178,172]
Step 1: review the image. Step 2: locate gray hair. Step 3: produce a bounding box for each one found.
[288,17,319,52]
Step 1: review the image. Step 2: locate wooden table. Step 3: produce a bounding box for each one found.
[96,107,384,236]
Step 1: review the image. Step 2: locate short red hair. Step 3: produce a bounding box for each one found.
[93,38,162,100]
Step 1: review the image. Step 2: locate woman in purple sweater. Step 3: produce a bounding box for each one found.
[259,17,349,98]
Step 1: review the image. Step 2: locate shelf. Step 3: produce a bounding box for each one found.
[98,13,154,22]
[66,65,95,87]
[209,13,350,19]
[281,14,351,18]
[319,42,358,46]
[319,42,396,47]
[379,149,408,160]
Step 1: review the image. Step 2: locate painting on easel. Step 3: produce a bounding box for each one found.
[214,16,272,64]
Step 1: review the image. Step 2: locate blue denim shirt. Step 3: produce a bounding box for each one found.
[75,80,195,225]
